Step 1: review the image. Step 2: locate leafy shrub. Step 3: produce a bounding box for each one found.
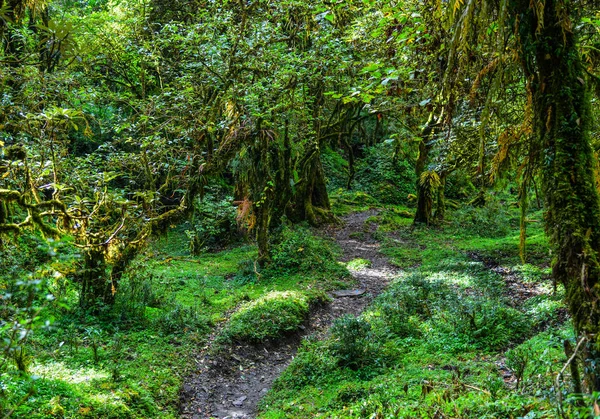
[444,170,476,200]
[185,186,239,254]
[329,315,375,370]
[506,345,530,390]
[112,266,162,323]
[321,147,350,190]
[271,337,339,390]
[269,223,346,277]
[506,329,570,395]
[450,200,515,238]
[439,297,531,351]
[333,382,369,404]
[375,273,450,338]
[154,303,209,335]
[220,291,310,342]
[231,258,260,285]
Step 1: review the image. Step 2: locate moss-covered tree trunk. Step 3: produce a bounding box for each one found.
[515,0,600,391]
[289,146,333,226]
[434,170,447,222]
[255,204,271,267]
[80,247,112,309]
[413,118,437,225]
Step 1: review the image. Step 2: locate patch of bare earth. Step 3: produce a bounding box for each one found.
[179,210,398,419]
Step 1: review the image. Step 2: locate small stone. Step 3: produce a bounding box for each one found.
[331,289,366,297]
[232,396,247,407]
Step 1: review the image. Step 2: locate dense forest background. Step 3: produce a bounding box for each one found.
[1,0,600,417]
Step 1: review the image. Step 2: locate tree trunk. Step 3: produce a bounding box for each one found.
[413,118,437,224]
[517,0,600,391]
[434,171,447,222]
[80,247,111,309]
[256,205,270,267]
[289,146,333,226]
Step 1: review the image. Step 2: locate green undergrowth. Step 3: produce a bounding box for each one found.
[4,223,351,418]
[259,203,574,418]
[4,328,195,418]
[323,143,415,207]
[329,189,380,216]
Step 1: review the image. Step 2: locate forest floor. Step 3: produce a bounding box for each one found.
[180,210,398,419]
[4,202,576,419]
[255,205,574,419]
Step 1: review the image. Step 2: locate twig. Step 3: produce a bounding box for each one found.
[463,384,491,395]
[555,336,587,417]
[102,218,126,246]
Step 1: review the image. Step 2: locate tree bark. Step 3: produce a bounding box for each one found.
[80,247,110,309]
[514,0,600,391]
[290,149,332,226]
[434,171,447,222]
[413,118,437,225]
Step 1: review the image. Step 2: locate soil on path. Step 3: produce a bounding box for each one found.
[179,210,398,419]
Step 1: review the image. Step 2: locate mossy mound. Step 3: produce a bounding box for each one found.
[220,291,311,342]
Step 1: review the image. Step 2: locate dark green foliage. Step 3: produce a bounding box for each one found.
[231,259,260,285]
[112,264,210,335]
[321,147,350,190]
[444,171,476,200]
[2,0,598,414]
[374,273,448,338]
[269,223,346,278]
[353,143,415,205]
[185,187,239,255]
[373,270,530,352]
[329,315,375,370]
[112,266,161,323]
[155,303,209,336]
[332,382,369,405]
[438,297,531,351]
[450,199,515,238]
[271,338,339,390]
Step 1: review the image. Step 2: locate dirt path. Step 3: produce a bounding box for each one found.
[179,210,398,419]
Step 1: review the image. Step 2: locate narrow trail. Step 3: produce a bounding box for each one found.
[179,210,398,419]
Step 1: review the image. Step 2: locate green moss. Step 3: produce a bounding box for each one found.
[329,189,380,216]
[220,291,311,342]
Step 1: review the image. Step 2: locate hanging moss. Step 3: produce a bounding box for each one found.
[508,0,600,391]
